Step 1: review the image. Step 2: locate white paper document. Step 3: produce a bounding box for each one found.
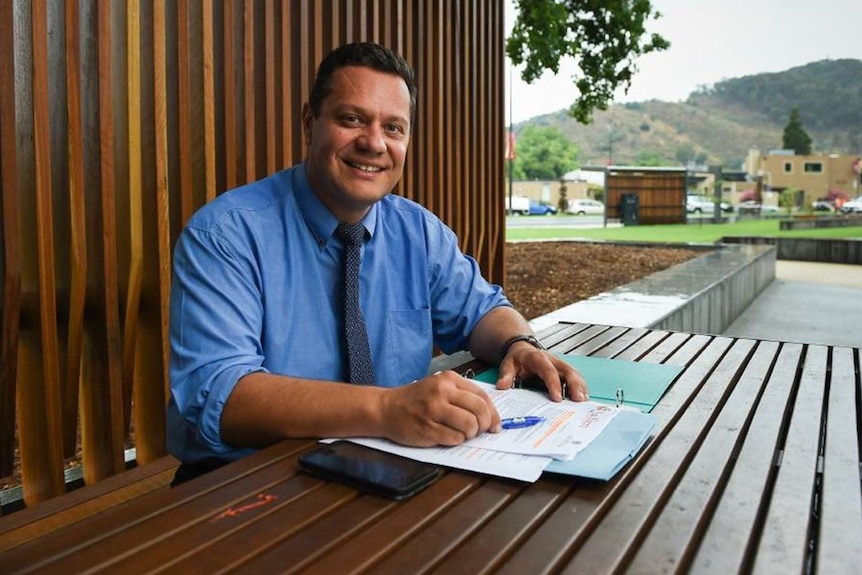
[462,383,619,460]
[328,381,620,483]
[345,438,553,482]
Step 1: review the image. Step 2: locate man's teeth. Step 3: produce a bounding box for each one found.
[348,161,381,173]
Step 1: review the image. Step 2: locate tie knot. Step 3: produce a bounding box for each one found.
[335,222,366,246]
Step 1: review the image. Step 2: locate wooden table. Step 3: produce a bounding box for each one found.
[2,322,861,574]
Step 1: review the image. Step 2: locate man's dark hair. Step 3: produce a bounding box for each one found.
[309,42,417,127]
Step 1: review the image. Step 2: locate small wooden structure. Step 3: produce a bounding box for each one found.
[605,167,687,225]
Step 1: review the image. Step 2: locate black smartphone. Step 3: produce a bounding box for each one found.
[298,441,442,500]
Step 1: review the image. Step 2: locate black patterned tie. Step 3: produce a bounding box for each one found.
[335,222,376,385]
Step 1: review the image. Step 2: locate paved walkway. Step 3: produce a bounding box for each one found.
[722,261,862,348]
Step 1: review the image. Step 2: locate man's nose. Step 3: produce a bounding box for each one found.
[357,124,386,152]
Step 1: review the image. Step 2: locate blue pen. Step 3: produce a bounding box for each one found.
[501,416,545,430]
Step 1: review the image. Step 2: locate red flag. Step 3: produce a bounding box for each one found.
[505,131,516,160]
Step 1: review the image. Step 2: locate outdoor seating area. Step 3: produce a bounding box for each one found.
[2,3,860,573]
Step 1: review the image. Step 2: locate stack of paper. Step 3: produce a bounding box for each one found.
[339,382,653,482]
[335,355,680,482]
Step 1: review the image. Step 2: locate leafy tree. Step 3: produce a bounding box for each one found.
[782,107,812,155]
[513,125,579,180]
[507,0,670,124]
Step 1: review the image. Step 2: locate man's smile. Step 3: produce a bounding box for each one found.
[345,159,384,173]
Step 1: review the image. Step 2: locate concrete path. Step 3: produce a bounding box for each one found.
[722,261,862,347]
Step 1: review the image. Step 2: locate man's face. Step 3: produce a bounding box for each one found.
[302,65,411,223]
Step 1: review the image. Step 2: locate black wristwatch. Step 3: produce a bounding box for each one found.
[500,334,545,360]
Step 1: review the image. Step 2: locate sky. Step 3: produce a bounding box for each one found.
[506,0,862,124]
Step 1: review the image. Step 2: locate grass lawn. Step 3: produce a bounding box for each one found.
[506,218,862,244]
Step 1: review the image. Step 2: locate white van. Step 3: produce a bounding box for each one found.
[505,195,530,215]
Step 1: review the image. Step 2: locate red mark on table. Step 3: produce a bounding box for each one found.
[212,493,279,521]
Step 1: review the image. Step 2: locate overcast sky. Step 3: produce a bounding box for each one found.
[506,0,862,123]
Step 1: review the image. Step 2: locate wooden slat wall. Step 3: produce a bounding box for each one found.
[0,0,505,508]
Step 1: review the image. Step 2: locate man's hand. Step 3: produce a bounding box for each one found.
[379,371,501,447]
[495,343,589,402]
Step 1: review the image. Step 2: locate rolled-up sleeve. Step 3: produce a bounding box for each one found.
[168,224,268,458]
[426,218,511,354]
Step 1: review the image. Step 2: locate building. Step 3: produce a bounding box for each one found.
[506,168,605,211]
[745,150,862,206]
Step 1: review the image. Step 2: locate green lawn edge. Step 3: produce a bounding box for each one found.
[506,219,862,244]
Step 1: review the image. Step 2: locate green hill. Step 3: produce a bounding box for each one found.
[519,59,862,169]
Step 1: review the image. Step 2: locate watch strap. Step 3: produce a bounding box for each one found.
[500,334,544,360]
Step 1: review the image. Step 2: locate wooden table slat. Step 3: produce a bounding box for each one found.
[427,478,571,575]
[595,329,673,362]
[542,322,607,353]
[574,325,652,359]
[817,347,862,573]
[649,337,735,426]
[638,331,696,365]
[561,325,634,356]
[753,344,828,573]
[662,333,713,369]
[494,477,610,575]
[295,473,485,575]
[368,479,524,573]
[533,321,581,342]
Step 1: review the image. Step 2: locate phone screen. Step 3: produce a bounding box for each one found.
[298,441,442,500]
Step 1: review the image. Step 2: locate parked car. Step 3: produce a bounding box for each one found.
[686,195,731,214]
[839,196,862,214]
[811,200,835,212]
[566,198,605,216]
[737,200,780,215]
[528,199,558,215]
[505,195,530,215]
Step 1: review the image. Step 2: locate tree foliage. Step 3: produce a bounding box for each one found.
[782,107,812,155]
[507,0,670,124]
[512,125,579,180]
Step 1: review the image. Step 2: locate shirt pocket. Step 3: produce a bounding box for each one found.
[387,308,433,384]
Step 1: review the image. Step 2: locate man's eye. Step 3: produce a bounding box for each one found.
[342,115,361,125]
[385,123,405,135]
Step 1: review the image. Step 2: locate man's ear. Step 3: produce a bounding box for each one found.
[301,102,313,146]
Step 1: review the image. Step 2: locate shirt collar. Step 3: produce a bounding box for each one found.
[293,162,379,246]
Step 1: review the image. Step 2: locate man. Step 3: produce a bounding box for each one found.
[167,42,587,480]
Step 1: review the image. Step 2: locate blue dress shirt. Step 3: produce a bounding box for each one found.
[167,164,510,462]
